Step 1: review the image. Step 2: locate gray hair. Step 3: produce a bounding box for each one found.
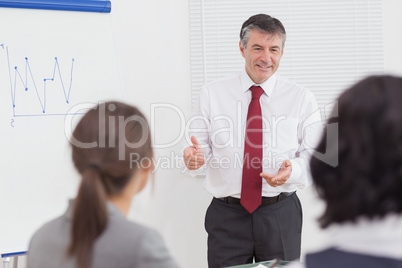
[240,14,287,49]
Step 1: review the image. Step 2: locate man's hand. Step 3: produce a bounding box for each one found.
[260,160,292,187]
[183,136,206,170]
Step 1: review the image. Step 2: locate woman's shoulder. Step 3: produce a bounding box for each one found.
[106,214,161,242]
[97,210,178,267]
[28,214,73,268]
[29,213,69,246]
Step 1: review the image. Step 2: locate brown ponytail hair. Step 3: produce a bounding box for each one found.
[67,101,153,268]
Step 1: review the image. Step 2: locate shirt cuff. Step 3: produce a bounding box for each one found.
[185,165,207,177]
[286,159,302,184]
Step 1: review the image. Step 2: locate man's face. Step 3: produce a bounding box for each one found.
[240,29,284,84]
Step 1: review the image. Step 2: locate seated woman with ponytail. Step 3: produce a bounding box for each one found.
[27,101,178,268]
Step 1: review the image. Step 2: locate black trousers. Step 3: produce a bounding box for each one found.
[205,193,302,268]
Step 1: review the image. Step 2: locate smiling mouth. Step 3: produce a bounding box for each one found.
[257,64,272,69]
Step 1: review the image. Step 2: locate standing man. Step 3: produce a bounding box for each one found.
[184,14,321,267]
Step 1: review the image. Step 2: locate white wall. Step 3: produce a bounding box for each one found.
[2,0,402,267]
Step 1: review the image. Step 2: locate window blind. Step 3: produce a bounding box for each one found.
[189,0,384,116]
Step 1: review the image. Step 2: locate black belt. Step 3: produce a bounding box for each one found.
[217,192,294,207]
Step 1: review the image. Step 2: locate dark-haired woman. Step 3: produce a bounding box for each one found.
[286,75,402,268]
[27,101,178,268]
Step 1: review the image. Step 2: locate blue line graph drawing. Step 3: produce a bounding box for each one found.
[1,43,76,117]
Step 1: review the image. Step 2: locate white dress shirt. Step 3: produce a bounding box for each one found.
[188,70,321,198]
[285,214,402,268]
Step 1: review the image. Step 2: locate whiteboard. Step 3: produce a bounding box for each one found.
[0,7,122,254]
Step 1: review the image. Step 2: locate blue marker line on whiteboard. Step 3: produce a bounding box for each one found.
[6,46,16,116]
[3,44,75,115]
[67,58,75,103]
[13,112,85,117]
[25,58,45,112]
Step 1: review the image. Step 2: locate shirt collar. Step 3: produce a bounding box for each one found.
[240,69,277,97]
[328,214,402,259]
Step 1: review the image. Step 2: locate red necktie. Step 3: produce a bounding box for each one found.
[241,85,264,214]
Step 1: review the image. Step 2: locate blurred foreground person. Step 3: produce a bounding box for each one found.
[28,101,178,268]
[287,75,402,268]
